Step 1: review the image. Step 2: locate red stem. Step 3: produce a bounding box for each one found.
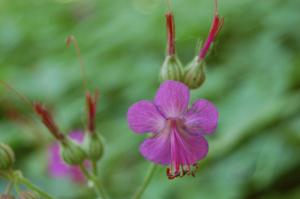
[34,102,65,141]
[86,91,99,133]
[166,12,176,56]
[198,0,224,61]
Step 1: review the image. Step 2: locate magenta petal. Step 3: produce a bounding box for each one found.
[69,165,87,183]
[48,142,69,177]
[68,130,85,143]
[184,99,218,135]
[154,80,190,118]
[127,100,165,134]
[48,131,89,184]
[170,129,209,165]
[140,130,171,165]
[140,127,208,165]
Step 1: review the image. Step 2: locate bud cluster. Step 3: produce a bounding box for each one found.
[33,89,104,166]
[160,0,224,89]
[160,55,183,82]
[84,91,104,161]
[84,132,104,161]
[60,139,86,165]
[183,57,206,89]
[0,145,41,198]
[0,36,105,197]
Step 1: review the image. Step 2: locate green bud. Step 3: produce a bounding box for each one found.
[183,57,206,89]
[0,194,15,199]
[60,139,86,165]
[19,191,40,199]
[0,143,15,170]
[84,133,104,161]
[160,55,183,82]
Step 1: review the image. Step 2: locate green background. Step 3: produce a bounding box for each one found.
[1,0,300,198]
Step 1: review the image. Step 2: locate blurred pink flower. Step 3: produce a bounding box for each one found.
[127,80,218,179]
[48,131,89,184]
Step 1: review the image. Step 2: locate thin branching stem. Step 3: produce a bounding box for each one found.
[80,164,108,199]
[18,176,54,199]
[133,164,157,199]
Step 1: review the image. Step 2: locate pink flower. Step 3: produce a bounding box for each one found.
[48,131,88,184]
[127,80,218,179]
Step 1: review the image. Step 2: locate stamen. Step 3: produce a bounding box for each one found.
[166,167,175,180]
[166,119,201,180]
[182,165,191,176]
[191,164,199,177]
[166,164,198,179]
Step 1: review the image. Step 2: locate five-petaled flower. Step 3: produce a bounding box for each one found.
[127,80,218,179]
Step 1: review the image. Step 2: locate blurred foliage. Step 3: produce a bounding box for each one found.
[1,0,300,198]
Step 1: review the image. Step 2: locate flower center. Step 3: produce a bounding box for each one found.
[165,118,199,180]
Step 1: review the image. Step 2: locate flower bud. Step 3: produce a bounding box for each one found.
[0,143,15,170]
[160,55,183,82]
[84,133,104,161]
[0,194,15,199]
[183,57,206,89]
[60,139,86,165]
[19,191,40,199]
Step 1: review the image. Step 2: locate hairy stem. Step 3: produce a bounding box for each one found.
[133,164,157,199]
[80,164,108,199]
[4,181,14,194]
[92,160,98,176]
[18,176,54,199]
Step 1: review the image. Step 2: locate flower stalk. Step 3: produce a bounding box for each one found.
[67,35,105,195]
[2,170,54,199]
[66,35,88,91]
[0,144,15,171]
[79,164,108,199]
[92,160,98,176]
[133,164,157,199]
[18,176,53,199]
[4,181,14,195]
